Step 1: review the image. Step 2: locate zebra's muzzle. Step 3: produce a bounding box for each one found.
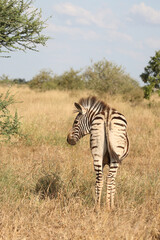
[67,134,77,145]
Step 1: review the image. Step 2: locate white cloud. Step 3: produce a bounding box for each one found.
[118,49,145,61]
[108,30,132,42]
[146,38,160,49]
[51,3,132,44]
[105,48,112,55]
[130,2,160,25]
[133,41,144,50]
[53,2,93,24]
[53,3,118,29]
[47,24,99,40]
[66,20,72,26]
[47,23,132,43]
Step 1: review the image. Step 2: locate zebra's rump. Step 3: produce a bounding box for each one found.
[106,109,129,162]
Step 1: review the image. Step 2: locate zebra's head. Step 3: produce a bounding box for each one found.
[67,102,90,145]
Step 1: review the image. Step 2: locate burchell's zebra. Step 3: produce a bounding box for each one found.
[67,96,129,210]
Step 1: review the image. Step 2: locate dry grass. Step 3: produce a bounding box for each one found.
[0,86,160,240]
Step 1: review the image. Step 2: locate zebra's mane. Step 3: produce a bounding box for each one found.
[78,96,108,113]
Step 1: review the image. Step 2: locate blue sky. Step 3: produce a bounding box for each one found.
[0,0,160,85]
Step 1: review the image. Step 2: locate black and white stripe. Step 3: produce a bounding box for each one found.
[67,96,129,210]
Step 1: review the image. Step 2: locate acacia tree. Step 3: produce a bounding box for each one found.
[0,0,49,56]
[140,50,160,99]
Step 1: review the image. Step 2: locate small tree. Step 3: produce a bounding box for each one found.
[140,50,160,99]
[83,59,140,95]
[56,68,85,90]
[29,70,57,91]
[0,0,49,56]
[0,90,21,142]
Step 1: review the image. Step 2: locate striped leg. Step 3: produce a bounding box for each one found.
[106,162,119,210]
[94,164,103,211]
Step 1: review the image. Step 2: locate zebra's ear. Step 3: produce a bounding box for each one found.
[74,102,86,114]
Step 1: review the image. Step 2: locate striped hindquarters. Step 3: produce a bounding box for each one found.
[106,109,129,162]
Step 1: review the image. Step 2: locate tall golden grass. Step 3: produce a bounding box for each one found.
[0,86,160,240]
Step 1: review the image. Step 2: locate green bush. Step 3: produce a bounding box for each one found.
[29,68,85,91]
[55,68,85,90]
[83,59,141,96]
[0,90,21,142]
[28,70,57,91]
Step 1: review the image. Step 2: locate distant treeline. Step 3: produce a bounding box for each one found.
[0,75,26,85]
[0,59,144,103]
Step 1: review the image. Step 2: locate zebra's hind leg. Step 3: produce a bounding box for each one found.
[94,165,103,212]
[106,162,119,210]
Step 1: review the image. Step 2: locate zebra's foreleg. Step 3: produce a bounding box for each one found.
[94,164,103,211]
[106,162,119,210]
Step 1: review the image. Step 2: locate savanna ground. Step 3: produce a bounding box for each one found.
[0,86,160,240]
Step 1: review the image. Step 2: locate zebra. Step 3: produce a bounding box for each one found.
[67,96,129,210]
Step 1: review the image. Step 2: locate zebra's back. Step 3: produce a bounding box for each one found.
[105,108,129,162]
